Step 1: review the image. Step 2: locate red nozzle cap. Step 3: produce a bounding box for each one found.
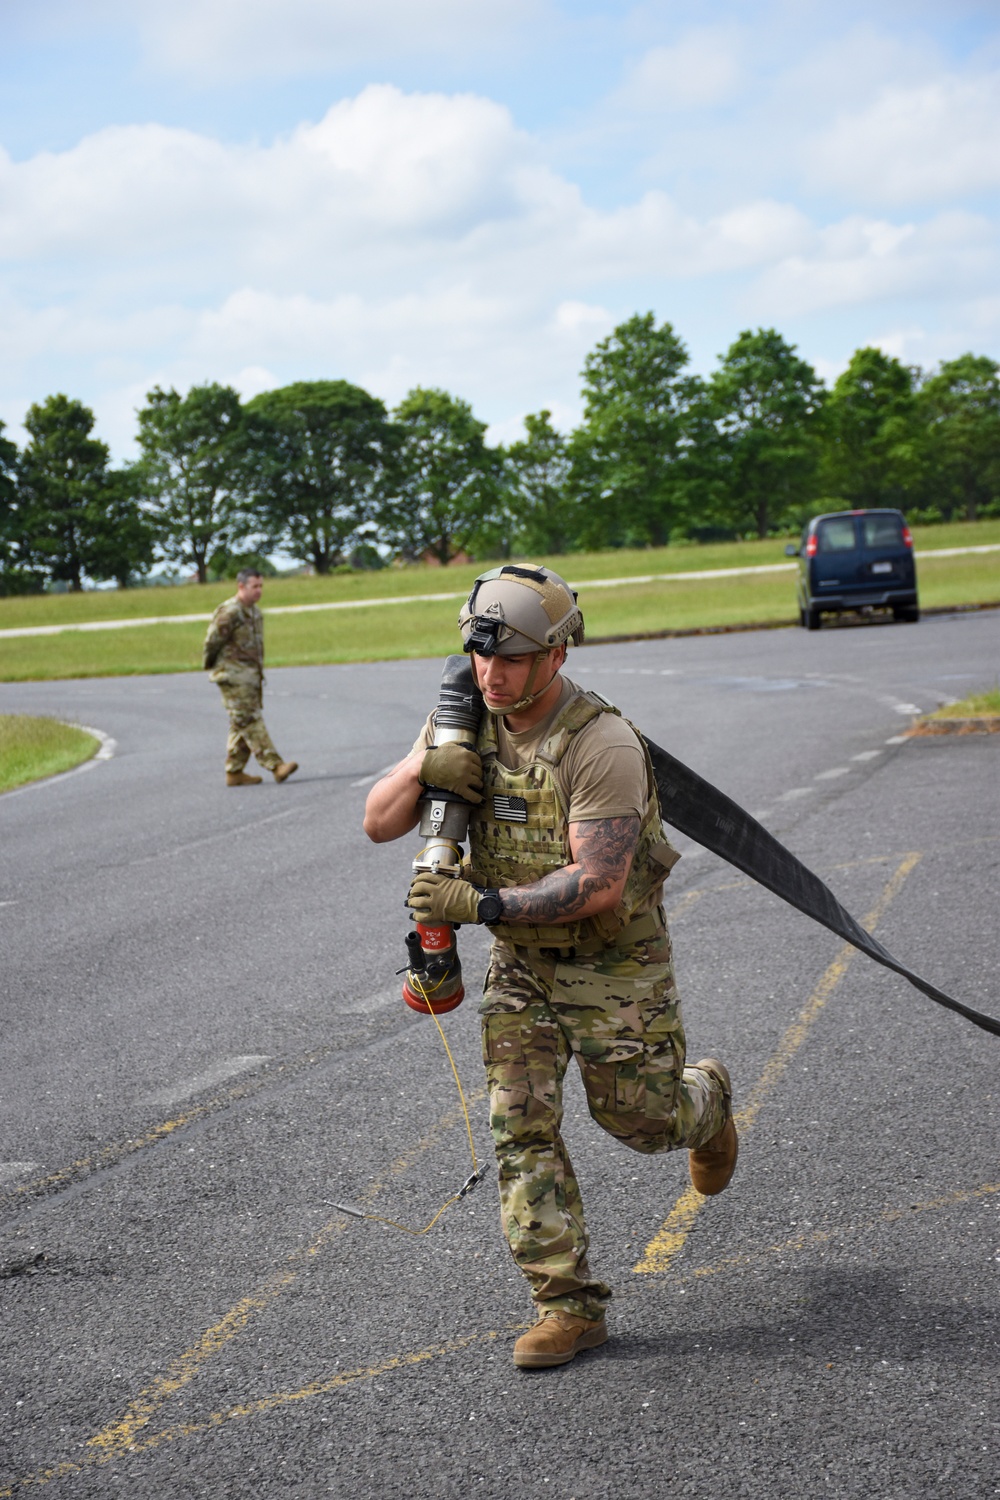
[402,979,465,1015]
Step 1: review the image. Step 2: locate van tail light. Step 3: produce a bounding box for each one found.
[901,525,913,549]
[805,534,818,557]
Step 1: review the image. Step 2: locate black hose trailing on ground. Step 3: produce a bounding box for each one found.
[643,735,1000,1039]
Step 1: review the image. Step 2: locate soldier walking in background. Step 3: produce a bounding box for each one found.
[202,568,298,787]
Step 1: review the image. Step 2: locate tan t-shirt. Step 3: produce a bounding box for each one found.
[410,674,648,822]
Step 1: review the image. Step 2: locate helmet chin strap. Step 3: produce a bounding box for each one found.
[484,649,553,717]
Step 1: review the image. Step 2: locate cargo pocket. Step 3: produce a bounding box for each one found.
[481,1012,525,1068]
[552,961,684,1136]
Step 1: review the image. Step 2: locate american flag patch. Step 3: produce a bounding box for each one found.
[493,794,529,822]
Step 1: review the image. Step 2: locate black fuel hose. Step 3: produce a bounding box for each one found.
[644,736,1000,1039]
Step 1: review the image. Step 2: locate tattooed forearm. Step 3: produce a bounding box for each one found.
[499,816,639,924]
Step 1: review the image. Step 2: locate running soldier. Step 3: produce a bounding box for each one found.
[363,565,736,1368]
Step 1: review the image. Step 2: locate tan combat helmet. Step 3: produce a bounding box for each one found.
[459,564,584,657]
[458,564,585,713]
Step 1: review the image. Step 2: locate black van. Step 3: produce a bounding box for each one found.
[786,508,919,630]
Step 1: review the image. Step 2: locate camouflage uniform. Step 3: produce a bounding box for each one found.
[469,689,729,1321]
[202,596,283,775]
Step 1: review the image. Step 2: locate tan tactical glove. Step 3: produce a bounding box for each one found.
[418,743,483,804]
[407,872,483,926]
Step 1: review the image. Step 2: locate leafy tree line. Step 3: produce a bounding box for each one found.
[2,316,999,593]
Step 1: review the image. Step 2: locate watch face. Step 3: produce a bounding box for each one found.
[479,892,503,924]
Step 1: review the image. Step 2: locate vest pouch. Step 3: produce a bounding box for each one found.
[649,839,682,876]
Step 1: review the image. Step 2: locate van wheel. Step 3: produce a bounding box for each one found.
[806,607,821,631]
[893,605,920,623]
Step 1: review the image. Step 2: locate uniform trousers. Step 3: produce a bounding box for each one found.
[213,670,281,774]
[480,924,727,1321]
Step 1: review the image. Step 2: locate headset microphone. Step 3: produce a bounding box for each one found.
[402,655,485,1014]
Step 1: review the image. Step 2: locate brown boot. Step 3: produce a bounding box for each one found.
[688,1057,738,1196]
[273,761,299,784]
[512,1310,608,1369]
[226,771,262,786]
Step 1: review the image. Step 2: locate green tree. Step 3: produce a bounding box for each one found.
[137,383,255,584]
[820,347,922,508]
[918,354,1000,521]
[707,328,824,537]
[18,395,114,591]
[0,419,45,595]
[502,411,576,555]
[568,313,694,548]
[245,380,395,574]
[381,388,499,565]
[92,467,157,589]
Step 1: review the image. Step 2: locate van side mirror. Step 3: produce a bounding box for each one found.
[785,543,799,557]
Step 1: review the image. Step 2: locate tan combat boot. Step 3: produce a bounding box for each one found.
[273,761,299,783]
[512,1310,608,1369]
[226,771,262,786]
[688,1057,738,1196]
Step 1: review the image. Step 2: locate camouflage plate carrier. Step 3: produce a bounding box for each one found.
[468,688,681,953]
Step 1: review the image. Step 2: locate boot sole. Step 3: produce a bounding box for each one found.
[513,1323,609,1369]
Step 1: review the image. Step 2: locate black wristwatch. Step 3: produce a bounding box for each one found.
[477,888,504,925]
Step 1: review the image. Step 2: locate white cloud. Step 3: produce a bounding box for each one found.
[485,398,581,447]
[617,29,744,112]
[552,301,614,335]
[868,326,930,363]
[232,365,280,400]
[135,0,535,80]
[0,86,832,303]
[808,71,1000,204]
[2,75,998,458]
[749,210,997,318]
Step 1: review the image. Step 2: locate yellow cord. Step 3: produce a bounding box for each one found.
[336,970,482,1236]
[414,973,479,1176]
[343,1193,468,1238]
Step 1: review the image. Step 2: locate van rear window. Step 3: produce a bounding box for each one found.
[861,514,904,548]
[816,517,857,553]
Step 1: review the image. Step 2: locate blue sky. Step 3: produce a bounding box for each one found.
[2,0,999,459]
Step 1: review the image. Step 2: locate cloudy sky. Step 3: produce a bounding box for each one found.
[3,0,999,459]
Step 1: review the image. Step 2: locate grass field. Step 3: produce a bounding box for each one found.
[0,519,997,682]
[929,687,1000,718]
[0,715,99,793]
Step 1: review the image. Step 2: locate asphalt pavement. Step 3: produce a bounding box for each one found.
[1,610,998,1499]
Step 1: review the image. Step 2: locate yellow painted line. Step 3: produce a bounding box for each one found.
[4,1173,993,1493]
[5,1173,994,1495]
[10,1064,288,1200]
[79,1086,485,1460]
[633,852,922,1274]
[9,1019,467,1204]
[93,1325,521,1460]
[684,1179,1000,1281]
[0,1322,521,1494]
[0,845,966,1491]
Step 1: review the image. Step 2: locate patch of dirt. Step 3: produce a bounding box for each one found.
[907,716,1000,737]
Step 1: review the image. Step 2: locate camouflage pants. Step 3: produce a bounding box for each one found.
[480,925,728,1321]
[214,673,282,774]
